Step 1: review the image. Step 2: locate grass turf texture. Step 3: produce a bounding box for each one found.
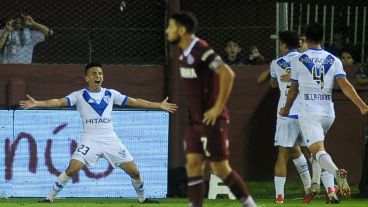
[1,180,367,206]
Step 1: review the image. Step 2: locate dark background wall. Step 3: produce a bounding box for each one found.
[1,64,367,184]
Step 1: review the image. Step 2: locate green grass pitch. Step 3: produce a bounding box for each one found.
[1,181,367,206]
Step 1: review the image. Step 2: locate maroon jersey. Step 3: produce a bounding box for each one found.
[179,38,229,124]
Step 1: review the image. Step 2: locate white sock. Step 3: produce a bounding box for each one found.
[274,176,286,198]
[131,178,145,202]
[309,156,321,185]
[242,196,257,207]
[48,172,71,201]
[293,155,311,191]
[316,151,338,177]
[321,171,335,192]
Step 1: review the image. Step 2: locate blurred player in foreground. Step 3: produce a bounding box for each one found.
[166,12,260,207]
[20,62,177,203]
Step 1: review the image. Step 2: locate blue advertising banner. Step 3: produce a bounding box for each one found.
[0,110,169,198]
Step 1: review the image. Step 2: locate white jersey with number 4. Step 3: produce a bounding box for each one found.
[270,50,301,118]
[66,88,128,141]
[290,48,346,117]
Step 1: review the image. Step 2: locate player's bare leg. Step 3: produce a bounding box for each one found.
[186,153,206,207]
[309,141,350,198]
[39,159,85,203]
[210,160,258,207]
[120,161,159,204]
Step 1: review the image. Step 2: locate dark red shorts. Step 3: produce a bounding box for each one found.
[184,119,229,161]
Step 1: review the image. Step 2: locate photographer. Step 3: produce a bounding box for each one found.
[0,14,53,64]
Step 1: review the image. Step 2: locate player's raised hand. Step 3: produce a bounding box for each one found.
[19,94,38,109]
[203,107,222,126]
[279,107,290,117]
[160,97,178,113]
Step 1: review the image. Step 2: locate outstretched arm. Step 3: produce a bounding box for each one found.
[19,94,67,109]
[336,77,368,115]
[279,81,299,116]
[125,96,177,113]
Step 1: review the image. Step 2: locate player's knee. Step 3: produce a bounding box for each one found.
[65,165,82,177]
[129,170,141,179]
[185,163,202,176]
[65,168,79,177]
[276,153,289,164]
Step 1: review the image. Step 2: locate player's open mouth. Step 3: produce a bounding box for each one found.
[94,80,101,84]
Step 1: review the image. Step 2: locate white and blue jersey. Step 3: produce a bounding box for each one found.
[66,88,128,141]
[290,48,346,117]
[270,49,301,119]
[271,50,306,147]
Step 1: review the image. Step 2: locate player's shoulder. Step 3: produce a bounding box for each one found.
[105,88,125,96]
[72,88,85,95]
[194,38,213,53]
[324,51,341,63]
[196,38,209,48]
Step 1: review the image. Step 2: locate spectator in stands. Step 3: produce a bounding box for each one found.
[355,56,368,86]
[340,47,358,67]
[325,25,351,58]
[0,14,53,64]
[247,45,266,65]
[223,38,247,65]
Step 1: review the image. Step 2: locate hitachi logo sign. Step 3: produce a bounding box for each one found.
[85,118,111,124]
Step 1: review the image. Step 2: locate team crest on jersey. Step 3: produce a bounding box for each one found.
[82,90,112,116]
[103,95,111,103]
[187,54,195,65]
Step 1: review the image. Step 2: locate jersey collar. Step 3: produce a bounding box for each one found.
[285,49,298,55]
[308,48,323,51]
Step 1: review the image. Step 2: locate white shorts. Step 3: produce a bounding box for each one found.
[274,117,306,147]
[71,138,134,168]
[298,115,335,147]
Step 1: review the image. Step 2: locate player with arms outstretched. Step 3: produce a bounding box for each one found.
[20,62,177,203]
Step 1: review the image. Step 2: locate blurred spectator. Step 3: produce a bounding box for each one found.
[248,45,266,65]
[355,57,368,86]
[298,33,308,52]
[340,47,358,67]
[0,14,53,64]
[324,25,351,57]
[223,38,247,65]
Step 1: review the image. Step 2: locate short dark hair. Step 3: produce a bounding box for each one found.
[170,12,198,34]
[279,31,299,49]
[306,23,324,43]
[85,62,102,75]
